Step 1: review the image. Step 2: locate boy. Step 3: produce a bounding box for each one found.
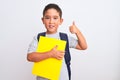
[27,3,87,80]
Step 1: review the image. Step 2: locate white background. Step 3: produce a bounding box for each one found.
[0,0,120,80]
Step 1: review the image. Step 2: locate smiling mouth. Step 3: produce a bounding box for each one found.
[49,25,55,29]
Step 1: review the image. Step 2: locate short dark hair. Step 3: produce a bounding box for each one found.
[43,3,62,18]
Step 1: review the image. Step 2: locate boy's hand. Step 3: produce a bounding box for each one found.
[69,21,79,34]
[49,45,65,60]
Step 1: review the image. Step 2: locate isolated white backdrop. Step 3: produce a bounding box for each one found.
[0,0,120,80]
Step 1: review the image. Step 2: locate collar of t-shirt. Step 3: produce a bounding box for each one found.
[46,32,60,39]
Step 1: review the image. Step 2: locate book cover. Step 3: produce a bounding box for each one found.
[32,36,66,80]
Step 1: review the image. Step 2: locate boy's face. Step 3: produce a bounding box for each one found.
[42,8,63,34]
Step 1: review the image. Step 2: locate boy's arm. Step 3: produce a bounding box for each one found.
[69,22,87,50]
[27,46,65,62]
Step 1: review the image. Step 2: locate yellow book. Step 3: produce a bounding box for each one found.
[32,36,66,80]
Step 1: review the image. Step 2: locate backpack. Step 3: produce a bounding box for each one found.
[37,32,71,80]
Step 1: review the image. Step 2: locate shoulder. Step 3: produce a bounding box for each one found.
[59,32,67,35]
[37,32,46,36]
[59,32,68,37]
[37,32,46,41]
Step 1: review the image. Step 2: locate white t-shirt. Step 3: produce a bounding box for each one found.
[27,32,78,80]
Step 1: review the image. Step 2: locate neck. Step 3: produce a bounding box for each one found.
[46,31,57,34]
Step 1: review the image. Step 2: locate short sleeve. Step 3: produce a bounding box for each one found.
[68,36,78,48]
[27,36,38,53]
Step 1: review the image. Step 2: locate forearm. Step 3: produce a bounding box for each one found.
[27,46,65,62]
[27,51,51,62]
[76,30,87,50]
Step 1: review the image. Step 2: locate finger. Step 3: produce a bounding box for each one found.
[69,29,73,33]
[69,26,74,34]
[57,57,63,60]
[57,54,64,60]
[59,50,65,53]
[72,21,75,25]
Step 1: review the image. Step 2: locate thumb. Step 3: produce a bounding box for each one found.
[54,45,58,49]
[72,21,75,26]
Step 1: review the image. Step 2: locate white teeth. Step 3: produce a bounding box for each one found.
[49,25,54,28]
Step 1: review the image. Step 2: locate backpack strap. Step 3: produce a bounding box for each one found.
[37,32,46,41]
[37,32,71,80]
[59,32,71,80]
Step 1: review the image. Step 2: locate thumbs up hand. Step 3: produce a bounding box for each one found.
[69,21,88,50]
[69,21,79,34]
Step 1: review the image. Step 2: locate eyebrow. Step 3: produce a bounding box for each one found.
[44,15,60,18]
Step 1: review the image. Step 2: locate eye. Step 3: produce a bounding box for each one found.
[54,17,58,20]
[44,16,50,19]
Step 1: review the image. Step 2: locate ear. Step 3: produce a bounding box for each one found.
[60,18,63,25]
[41,17,44,24]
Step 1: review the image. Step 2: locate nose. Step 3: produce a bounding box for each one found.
[49,18,53,24]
